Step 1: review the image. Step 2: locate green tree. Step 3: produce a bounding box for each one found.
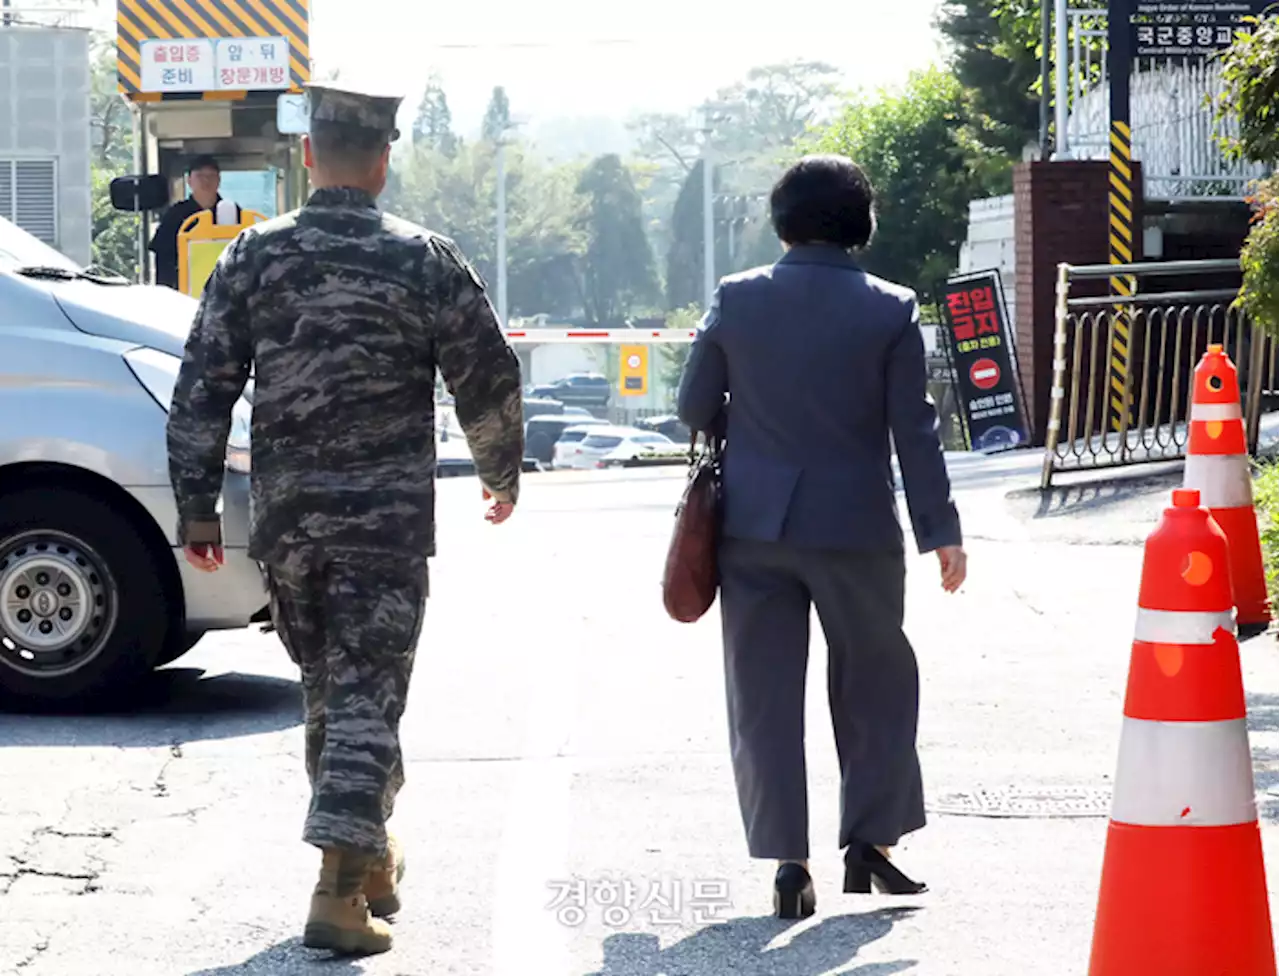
[936,0,1041,155]
[1217,13,1278,165]
[412,77,458,156]
[808,66,1008,292]
[1218,15,1279,338]
[386,139,585,317]
[735,208,784,271]
[88,35,139,275]
[656,304,702,407]
[90,167,139,277]
[90,35,134,169]
[574,154,659,326]
[713,60,844,156]
[665,159,731,310]
[629,61,845,292]
[482,86,512,143]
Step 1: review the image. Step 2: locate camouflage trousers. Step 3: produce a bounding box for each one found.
[265,547,428,857]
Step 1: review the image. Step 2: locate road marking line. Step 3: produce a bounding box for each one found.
[491,636,578,976]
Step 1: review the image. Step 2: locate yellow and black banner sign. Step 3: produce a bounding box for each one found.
[117,0,310,100]
[1107,119,1136,433]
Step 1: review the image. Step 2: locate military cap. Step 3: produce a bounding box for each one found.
[304,83,403,142]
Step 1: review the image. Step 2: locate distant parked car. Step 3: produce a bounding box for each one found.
[525,414,609,465]
[563,427,677,470]
[635,415,690,444]
[529,373,611,412]
[522,397,564,425]
[551,421,614,469]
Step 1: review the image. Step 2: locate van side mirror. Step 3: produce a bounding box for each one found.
[110,175,170,213]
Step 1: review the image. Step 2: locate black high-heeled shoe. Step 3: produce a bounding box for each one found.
[773,862,816,919]
[843,843,927,895]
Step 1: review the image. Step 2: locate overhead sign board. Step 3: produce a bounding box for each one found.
[215,37,292,91]
[117,0,310,98]
[940,270,1030,453]
[138,36,290,94]
[139,40,216,93]
[1129,0,1269,59]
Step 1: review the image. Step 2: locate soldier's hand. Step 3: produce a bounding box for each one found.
[482,487,515,525]
[184,544,225,572]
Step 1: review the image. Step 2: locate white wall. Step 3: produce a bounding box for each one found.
[0,27,92,266]
[956,194,1017,329]
[528,344,597,387]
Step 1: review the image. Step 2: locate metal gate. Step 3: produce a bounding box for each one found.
[1041,258,1278,488]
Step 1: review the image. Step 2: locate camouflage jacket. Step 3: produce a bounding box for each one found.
[166,186,525,564]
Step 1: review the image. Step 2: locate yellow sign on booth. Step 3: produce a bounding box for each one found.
[176,208,267,298]
[619,344,648,397]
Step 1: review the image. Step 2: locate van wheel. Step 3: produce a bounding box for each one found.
[0,488,168,710]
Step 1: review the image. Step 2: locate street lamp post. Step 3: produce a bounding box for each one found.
[494,118,524,328]
[496,137,508,327]
[696,101,746,311]
[701,129,714,311]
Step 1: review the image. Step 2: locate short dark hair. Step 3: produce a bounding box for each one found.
[309,120,389,172]
[186,154,220,174]
[769,154,876,251]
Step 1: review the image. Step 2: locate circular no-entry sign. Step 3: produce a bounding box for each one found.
[970,358,1000,391]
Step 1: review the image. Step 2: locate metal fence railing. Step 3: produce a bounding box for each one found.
[1041,259,1278,489]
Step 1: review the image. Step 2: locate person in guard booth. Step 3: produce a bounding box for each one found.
[148,154,242,290]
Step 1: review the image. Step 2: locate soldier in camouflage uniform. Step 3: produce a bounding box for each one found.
[165,82,525,956]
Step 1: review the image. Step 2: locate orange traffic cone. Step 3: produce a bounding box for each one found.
[1183,344,1273,630]
[1088,488,1276,976]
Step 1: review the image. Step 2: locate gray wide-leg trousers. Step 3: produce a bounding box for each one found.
[718,536,926,860]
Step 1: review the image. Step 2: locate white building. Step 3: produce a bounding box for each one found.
[0,12,92,266]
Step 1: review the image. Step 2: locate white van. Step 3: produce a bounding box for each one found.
[0,216,267,707]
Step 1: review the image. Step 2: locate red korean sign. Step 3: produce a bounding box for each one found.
[940,270,1029,452]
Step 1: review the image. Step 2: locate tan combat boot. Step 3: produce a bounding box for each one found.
[303,848,393,956]
[364,833,406,918]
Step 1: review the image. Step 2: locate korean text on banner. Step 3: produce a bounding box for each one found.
[940,269,1030,453]
[137,36,290,94]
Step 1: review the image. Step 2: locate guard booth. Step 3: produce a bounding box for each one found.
[176,207,268,297]
[107,0,313,288]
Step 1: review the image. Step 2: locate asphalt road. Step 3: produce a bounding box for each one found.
[1,455,1276,975]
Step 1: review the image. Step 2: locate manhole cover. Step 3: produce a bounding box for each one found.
[928,786,1113,819]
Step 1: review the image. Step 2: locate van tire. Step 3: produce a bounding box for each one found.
[0,488,168,710]
[157,628,205,666]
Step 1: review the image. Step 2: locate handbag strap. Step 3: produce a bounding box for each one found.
[688,429,724,464]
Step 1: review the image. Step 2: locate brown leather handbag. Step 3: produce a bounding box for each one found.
[662,431,724,623]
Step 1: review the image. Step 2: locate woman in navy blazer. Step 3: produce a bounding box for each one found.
[677,155,967,919]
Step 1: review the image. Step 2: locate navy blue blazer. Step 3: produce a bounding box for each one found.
[676,245,962,555]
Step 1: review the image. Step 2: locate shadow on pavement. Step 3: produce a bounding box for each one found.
[0,668,303,748]
[184,937,367,975]
[1008,469,1181,521]
[584,906,920,976]
[1251,687,1279,823]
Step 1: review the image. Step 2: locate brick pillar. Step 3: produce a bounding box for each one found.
[1013,160,1143,446]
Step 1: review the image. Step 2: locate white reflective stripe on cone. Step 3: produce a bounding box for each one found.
[1110,717,1257,827]
[1133,607,1236,644]
[1189,401,1243,422]
[1183,453,1255,509]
